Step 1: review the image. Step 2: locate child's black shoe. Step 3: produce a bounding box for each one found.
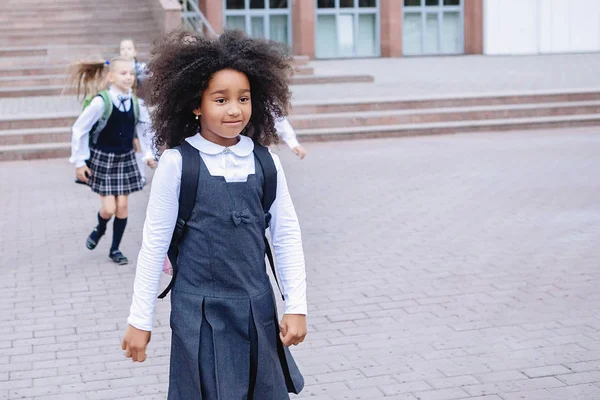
[109,250,128,265]
[86,228,105,250]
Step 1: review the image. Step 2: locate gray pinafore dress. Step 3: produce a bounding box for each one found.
[168,153,304,399]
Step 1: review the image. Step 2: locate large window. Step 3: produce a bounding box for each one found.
[316,0,380,58]
[403,0,463,55]
[224,0,291,45]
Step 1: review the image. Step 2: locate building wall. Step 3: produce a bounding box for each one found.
[464,0,483,54]
[209,0,484,59]
[484,0,600,55]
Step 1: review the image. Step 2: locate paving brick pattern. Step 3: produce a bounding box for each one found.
[1,127,600,399]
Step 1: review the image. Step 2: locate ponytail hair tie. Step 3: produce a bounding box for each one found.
[105,60,110,65]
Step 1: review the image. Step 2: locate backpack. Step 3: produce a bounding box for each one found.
[157,140,284,300]
[82,90,140,148]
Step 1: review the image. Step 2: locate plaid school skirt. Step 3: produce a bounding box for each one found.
[87,148,144,196]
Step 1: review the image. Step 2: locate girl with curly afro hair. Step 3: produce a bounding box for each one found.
[122,30,307,399]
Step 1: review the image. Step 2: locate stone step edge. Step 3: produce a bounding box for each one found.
[0,64,315,75]
[0,44,151,51]
[5,100,600,123]
[0,45,308,55]
[295,113,600,136]
[291,88,600,107]
[290,100,600,120]
[1,114,599,153]
[0,142,70,152]
[0,74,367,83]
[0,74,67,82]
[0,113,77,123]
[3,99,600,124]
[0,77,369,95]
[0,29,161,38]
[0,126,70,136]
[0,6,155,12]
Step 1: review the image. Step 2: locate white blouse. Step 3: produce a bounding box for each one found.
[275,117,300,149]
[127,134,307,332]
[69,86,154,168]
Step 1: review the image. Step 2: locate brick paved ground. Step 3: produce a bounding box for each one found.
[1,127,600,399]
[3,53,600,118]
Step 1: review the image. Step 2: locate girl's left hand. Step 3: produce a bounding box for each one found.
[146,159,158,169]
[292,145,307,160]
[279,314,307,347]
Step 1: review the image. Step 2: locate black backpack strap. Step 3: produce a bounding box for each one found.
[253,142,284,301]
[253,142,277,214]
[157,141,200,299]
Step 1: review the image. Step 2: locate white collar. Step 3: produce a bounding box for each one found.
[108,86,132,99]
[187,133,254,157]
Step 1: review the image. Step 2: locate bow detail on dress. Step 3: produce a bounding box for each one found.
[232,209,252,226]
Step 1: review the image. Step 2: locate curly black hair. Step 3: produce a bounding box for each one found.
[146,30,294,151]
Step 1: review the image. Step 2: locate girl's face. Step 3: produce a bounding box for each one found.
[120,40,137,60]
[107,61,136,93]
[194,69,252,147]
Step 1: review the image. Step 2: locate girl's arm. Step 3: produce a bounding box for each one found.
[127,149,182,331]
[267,153,307,316]
[274,117,300,150]
[69,97,104,167]
[136,100,155,162]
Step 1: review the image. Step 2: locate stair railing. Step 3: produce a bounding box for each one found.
[180,0,218,37]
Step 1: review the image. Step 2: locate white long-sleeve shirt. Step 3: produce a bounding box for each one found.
[128,134,307,332]
[275,117,300,149]
[69,86,154,168]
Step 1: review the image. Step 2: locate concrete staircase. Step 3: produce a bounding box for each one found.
[0,0,163,102]
[0,0,372,99]
[2,89,600,161]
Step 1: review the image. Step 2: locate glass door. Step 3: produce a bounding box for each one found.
[224,0,292,45]
[403,0,463,55]
[315,0,380,58]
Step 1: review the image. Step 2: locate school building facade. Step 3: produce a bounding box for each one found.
[197,0,600,59]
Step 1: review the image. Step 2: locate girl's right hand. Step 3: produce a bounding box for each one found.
[76,165,91,183]
[122,324,152,362]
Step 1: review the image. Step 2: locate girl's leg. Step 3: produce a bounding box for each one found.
[87,196,117,250]
[109,195,129,264]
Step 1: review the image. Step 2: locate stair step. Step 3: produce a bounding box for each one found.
[0,127,71,146]
[0,142,70,161]
[294,67,314,76]
[3,114,600,161]
[3,92,600,130]
[0,26,159,38]
[295,114,600,141]
[291,89,600,114]
[0,75,68,88]
[0,113,77,130]
[0,11,154,24]
[290,74,375,85]
[0,6,154,13]
[0,35,160,47]
[0,65,70,77]
[288,101,600,129]
[0,48,47,57]
[0,44,151,57]
[0,21,154,31]
[0,74,371,97]
[0,64,310,78]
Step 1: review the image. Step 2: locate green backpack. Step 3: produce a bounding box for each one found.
[82,90,140,147]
